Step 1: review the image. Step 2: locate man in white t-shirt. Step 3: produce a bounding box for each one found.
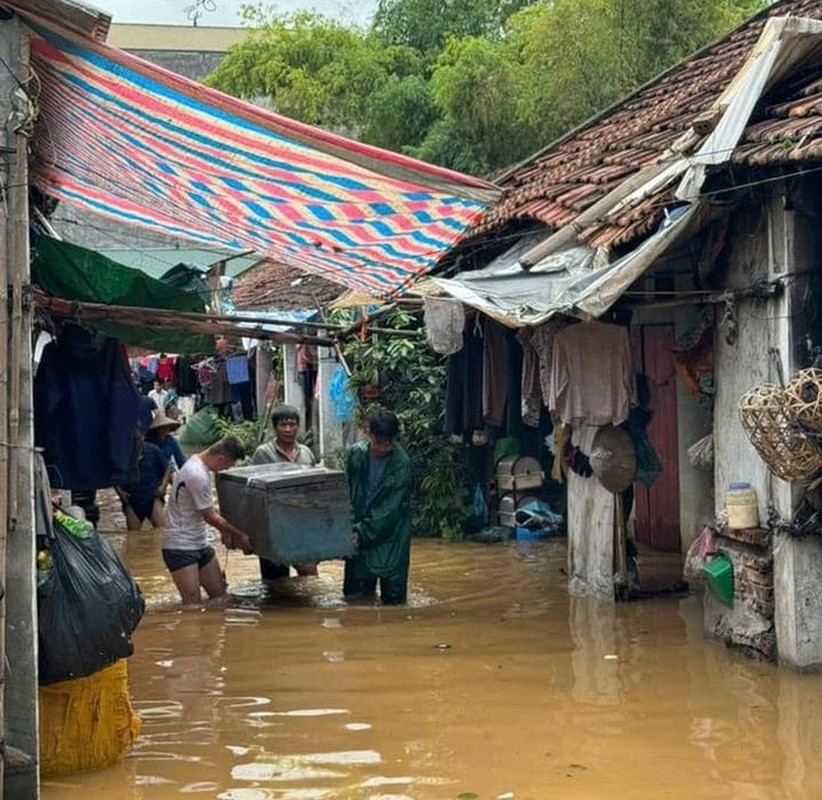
[148,378,170,414]
[163,435,252,604]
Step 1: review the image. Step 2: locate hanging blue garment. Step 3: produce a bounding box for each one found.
[329,364,355,421]
[225,354,250,385]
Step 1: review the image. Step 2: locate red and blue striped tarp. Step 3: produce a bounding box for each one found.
[25,23,499,297]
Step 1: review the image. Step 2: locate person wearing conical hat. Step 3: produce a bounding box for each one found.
[146,412,187,471]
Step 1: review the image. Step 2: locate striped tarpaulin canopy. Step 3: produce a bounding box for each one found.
[24,22,500,298]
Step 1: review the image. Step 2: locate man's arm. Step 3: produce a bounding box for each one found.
[200,506,253,554]
[157,465,174,499]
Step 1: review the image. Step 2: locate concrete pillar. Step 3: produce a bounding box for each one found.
[774,535,822,667]
[316,344,344,466]
[766,192,822,668]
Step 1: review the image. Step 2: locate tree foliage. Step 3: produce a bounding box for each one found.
[212,0,771,174]
[371,0,532,53]
[335,309,470,539]
[206,10,422,132]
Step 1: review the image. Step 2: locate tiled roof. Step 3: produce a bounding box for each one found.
[231,258,345,312]
[473,0,822,251]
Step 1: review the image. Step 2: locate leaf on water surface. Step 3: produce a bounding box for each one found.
[457,794,479,799]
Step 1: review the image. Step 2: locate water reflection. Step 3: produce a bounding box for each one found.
[40,536,822,799]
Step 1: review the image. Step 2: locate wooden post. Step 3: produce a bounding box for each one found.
[3,20,39,797]
[255,345,271,424]
[0,121,8,800]
[613,493,628,601]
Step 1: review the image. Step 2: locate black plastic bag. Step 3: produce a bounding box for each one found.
[37,518,145,685]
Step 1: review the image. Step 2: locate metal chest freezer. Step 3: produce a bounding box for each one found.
[216,463,354,564]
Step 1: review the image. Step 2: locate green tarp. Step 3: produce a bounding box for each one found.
[32,236,214,353]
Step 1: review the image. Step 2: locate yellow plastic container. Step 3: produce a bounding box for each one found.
[39,659,141,776]
[726,482,759,529]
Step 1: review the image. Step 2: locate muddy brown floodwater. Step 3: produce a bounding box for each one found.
[40,527,822,800]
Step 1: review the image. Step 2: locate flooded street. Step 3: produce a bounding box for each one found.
[40,528,822,800]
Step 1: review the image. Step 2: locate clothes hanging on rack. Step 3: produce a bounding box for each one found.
[482,319,509,428]
[226,354,250,385]
[35,323,141,491]
[517,328,542,428]
[156,355,175,382]
[201,359,231,405]
[444,317,484,436]
[174,355,198,395]
[549,320,634,427]
[423,296,465,355]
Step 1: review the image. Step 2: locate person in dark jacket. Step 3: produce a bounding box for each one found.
[344,408,413,605]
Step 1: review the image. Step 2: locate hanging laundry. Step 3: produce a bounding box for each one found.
[670,326,713,395]
[226,354,250,385]
[197,360,214,387]
[34,323,141,490]
[504,329,524,434]
[202,360,231,405]
[424,297,465,355]
[517,328,542,427]
[531,320,566,407]
[549,320,634,426]
[174,355,199,395]
[156,355,175,383]
[482,319,508,427]
[443,316,484,436]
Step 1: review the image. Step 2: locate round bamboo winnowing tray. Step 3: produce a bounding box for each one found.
[738,383,822,484]
[784,367,822,433]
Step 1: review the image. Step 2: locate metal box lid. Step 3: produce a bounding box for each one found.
[218,463,345,490]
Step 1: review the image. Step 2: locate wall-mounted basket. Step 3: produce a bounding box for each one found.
[784,367,822,433]
[738,383,822,484]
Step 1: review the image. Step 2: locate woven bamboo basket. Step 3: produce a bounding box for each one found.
[738,383,822,483]
[784,367,822,433]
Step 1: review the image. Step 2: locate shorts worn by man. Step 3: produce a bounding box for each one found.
[344,408,413,605]
[163,435,252,604]
[251,404,318,579]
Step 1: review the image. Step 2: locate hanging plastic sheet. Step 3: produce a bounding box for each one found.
[329,364,356,422]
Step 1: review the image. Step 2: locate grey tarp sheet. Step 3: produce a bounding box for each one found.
[433,204,698,327]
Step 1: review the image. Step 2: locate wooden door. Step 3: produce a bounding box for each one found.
[634,324,681,552]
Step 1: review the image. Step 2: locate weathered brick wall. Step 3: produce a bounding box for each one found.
[704,527,775,660]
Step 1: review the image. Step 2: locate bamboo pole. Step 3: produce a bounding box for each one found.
[31,293,337,346]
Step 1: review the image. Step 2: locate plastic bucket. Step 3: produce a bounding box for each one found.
[701,553,734,607]
[726,482,759,529]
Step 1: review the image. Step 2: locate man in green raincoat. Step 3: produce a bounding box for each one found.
[344,408,413,605]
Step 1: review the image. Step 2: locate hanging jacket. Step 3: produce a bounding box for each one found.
[346,440,412,582]
[34,324,141,490]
